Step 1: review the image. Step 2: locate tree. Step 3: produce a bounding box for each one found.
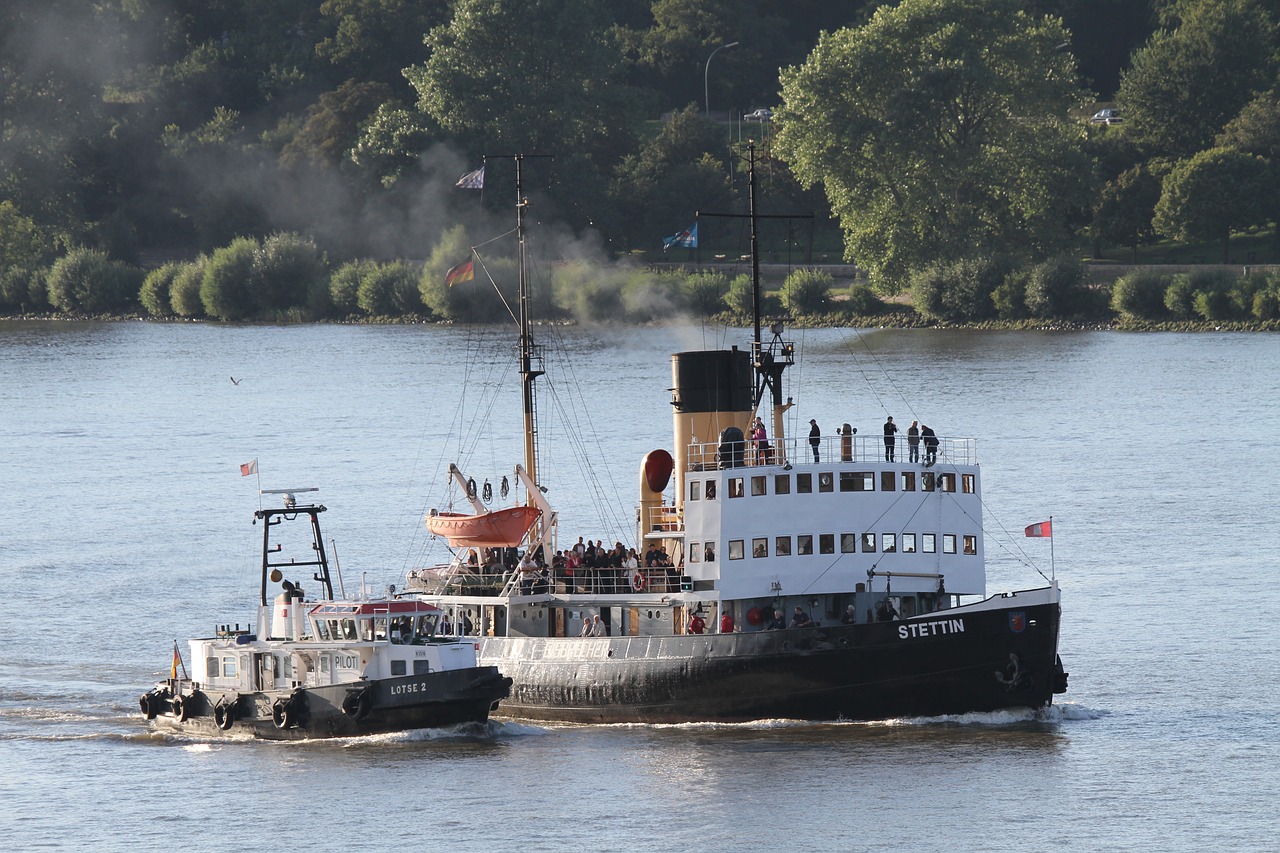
[1092,164,1162,261]
[774,0,1092,290]
[1153,147,1270,263]
[1217,89,1280,251]
[1116,0,1278,158]
[200,237,260,320]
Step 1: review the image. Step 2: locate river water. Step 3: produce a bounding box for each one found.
[1,320,1276,851]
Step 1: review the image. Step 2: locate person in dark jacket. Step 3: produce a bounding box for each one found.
[883,416,899,462]
[907,420,920,463]
[921,424,938,466]
[808,419,821,462]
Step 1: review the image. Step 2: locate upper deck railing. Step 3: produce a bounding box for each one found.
[686,434,977,471]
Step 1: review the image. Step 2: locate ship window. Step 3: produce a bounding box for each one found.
[861,533,876,553]
[962,474,975,494]
[922,472,936,492]
[206,657,219,679]
[728,477,744,498]
[797,473,812,493]
[938,473,956,492]
[819,534,835,554]
[963,535,978,555]
[344,620,357,640]
[841,533,857,553]
[775,536,792,556]
[902,533,917,553]
[222,657,237,678]
[316,620,331,641]
[690,542,701,563]
[374,617,389,641]
[841,472,874,491]
[705,481,717,500]
[414,660,432,675]
[753,538,768,558]
[689,481,701,500]
[320,656,330,673]
[818,472,834,492]
[361,620,374,641]
[881,533,897,553]
[704,542,716,562]
[943,534,957,554]
[923,534,937,554]
[775,474,790,494]
[798,535,813,555]
[881,471,895,492]
[902,471,916,492]
[391,660,407,676]
[728,540,744,560]
[751,475,766,496]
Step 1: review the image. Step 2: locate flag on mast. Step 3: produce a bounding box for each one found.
[170,643,181,679]
[445,259,475,287]
[456,166,485,189]
[239,459,258,476]
[1024,520,1052,538]
[663,223,698,250]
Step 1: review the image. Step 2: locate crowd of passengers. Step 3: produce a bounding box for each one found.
[467,536,679,595]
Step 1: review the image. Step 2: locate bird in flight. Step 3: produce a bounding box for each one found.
[230,376,241,385]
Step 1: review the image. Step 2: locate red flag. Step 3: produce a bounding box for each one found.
[170,644,181,679]
[445,260,474,287]
[240,459,257,476]
[1024,520,1052,538]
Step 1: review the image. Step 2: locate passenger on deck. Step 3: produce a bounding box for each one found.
[789,606,812,629]
[876,599,900,622]
[720,610,735,634]
[688,610,706,634]
[884,416,898,462]
[766,609,787,630]
[841,605,857,625]
[921,424,938,466]
[808,419,821,462]
[752,417,772,465]
[908,420,921,463]
[591,614,607,637]
[579,616,592,637]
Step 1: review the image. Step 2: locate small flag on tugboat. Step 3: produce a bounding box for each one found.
[663,223,698,250]
[239,459,258,476]
[1024,520,1052,538]
[445,259,475,287]
[170,643,181,679]
[456,166,485,189]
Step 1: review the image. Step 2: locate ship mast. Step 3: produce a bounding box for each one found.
[514,155,544,489]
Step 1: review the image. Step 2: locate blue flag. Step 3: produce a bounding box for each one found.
[456,166,485,189]
[663,223,697,250]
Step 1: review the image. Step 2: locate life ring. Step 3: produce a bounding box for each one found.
[171,693,189,722]
[631,571,646,592]
[139,692,158,720]
[341,687,373,721]
[746,607,763,626]
[214,699,236,731]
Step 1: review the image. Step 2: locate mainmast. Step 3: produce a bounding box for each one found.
[514,155,544,489]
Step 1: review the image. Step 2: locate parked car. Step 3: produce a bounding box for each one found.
[1090,108,1122,125]
[745,108,773,122]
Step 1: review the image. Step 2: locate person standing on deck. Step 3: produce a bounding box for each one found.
[907,420,920,463]
[808,419,821,462]
[884,416,899,462]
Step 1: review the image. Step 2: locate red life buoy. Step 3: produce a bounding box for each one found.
[631,571,646,592]
[747,607,763,625]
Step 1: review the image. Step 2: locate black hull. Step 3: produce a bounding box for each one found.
[146,666,511,741]
[481,599,1062,723]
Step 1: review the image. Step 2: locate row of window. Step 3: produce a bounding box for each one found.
[689,470,975,501]
[688,531,979,563]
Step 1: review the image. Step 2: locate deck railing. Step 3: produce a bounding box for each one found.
[686,434,977,470]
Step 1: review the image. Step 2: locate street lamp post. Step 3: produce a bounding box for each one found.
[704,41,739,118]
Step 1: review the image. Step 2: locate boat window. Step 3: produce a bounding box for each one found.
[902,471,916,491]
[705,481,717,500]
[797,473,812,493]
[861,533,876,553]
[222,656,237,678]
[205,656,219,680]
[819,534,835,554]
[943,534,957,554]
[818,472,834,492]
[962,474,975,494]
[343,620,357,640]
[361,620,374,642]
[774,474,791,494]
[880,471,895,492]
[374,617,389,641]
[704,542,716,562]
[938,473,956,492]
[390,660,407,676]
[922,472,936,492]
[881,533,897,553]
[902,533,917,553]
[689,480,701,500]
[320,655,330,673]
[775,536,792,556]
[923,534,937,554]
[316,620,331,641]
[689,542,701,563]
[728,540,744,560]
[840,533,856,553]
[417,615,437,636]
[751,475,766,496]
[798,535,813,555]
[753,538,768,558]
[963,535,977,555]
[841,472,873,491]
[728,477,744,498]
[414,660,432,675]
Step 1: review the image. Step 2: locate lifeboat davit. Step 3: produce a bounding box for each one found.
[426,505,541,547]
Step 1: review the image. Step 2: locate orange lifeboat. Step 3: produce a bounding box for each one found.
[425,505,541,548]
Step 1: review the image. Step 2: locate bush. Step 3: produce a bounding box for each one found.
[329,260,367,316]
[140,263,184,317]
[553,261,623,323]
[170,260,207,317]
[845,281,885,315]
[1251,288,1278,320]
[780,268,833,316]
[992,269,1029,320]
[200,237,259,320]
[911,258,1003,322]
[1228,273,1268,317]
[254,232,327,316]
[1180,268,1237,321]
[356,261,423,316]
[724,274,754,315]
[683,271,729,317]
[26,267,49,312]
[0,200,53,268]
[1193,288,1232,320]
[1110,270,1170,319]
[1024,255,1087,318]
[46,248,143,314]
[1164,276,1195,318]
[0,266,34,314]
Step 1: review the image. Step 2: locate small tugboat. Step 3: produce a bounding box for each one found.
[140,491,512,739]
[403,149,1069,723]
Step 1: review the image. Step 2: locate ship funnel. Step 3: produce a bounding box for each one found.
[670,349,754,506]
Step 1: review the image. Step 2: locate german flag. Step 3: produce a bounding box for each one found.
[445,259,475,287]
